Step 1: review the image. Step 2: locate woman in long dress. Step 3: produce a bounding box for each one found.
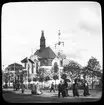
[21,83,25,93]
[73,79,79,97]
[36,83,42,95]
[31,83,37,94]
[83,80,90,96]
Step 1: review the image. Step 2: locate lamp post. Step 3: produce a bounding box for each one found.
[55,30,64,81]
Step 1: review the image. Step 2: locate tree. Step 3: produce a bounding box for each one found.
[63,60,82,80]
[86,56,101,89]
[20,73,23,84]
[45,76,50,81]
[39,76,44,82]
[33,77,38,82]
[38,68,45,82]
[53,62,59,73]
[28,78,31,82]
[87,57,101,71]
[4,73,9,84]
[53,75,59,88]
[61,73,67,80]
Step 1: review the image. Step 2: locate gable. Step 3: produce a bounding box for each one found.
[34,47,56,59]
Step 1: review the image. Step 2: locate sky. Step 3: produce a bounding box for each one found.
[2,2,102,70]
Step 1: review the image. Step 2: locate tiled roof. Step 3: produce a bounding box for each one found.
[34,47,56,59]
[7,63,24,71]
[21,57,28,63]
[8,63,23,67]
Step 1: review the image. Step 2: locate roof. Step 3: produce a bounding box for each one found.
[21,57,28,63]
[34,47,56,59]
[57,52,66,59]
[63,59,70,66]
[7,63,24,71]
[8,63,23,67]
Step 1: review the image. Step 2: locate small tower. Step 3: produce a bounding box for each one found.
[55,30,64,53]
[40,30,46,50]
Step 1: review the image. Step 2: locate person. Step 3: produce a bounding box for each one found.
[31,83,37,94]
[21,83,25,93]
[50,82,55,93]
[15,81,18,91]
[83,80,90,96]
[72,79,79,97]
[36,82,42,95]
[58,80,63,98]
[13,82,15,91]
[63,79,69,97]
[3,83,8,89]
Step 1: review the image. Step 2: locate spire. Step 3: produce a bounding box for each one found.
[41,30,45,38]
[40,30,46,50]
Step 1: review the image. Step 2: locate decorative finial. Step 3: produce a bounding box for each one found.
[58,30,61,36]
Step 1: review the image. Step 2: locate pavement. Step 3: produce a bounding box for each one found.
[2,88,102,103]
[3,88,102,99]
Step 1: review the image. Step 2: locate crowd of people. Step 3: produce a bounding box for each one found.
[57,78,90,97]
[4,78,90,97]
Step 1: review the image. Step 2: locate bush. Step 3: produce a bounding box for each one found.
[28,78,31,82]
[45,76,50,81]
[33,77,38,82]
[61,74,67,80]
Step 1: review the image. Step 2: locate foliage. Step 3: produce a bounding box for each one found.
[33,77,38,81]
[61,73,67,80]
[45,76,50,81]
[39,76,45,82]
[63,60,82,80]
[53,62,59,73]
[87,56,101,72]
[28,78,31,82]
[84,57,102,89]
[38,68,45,75]
[38,68,54,81]
[53,75,59,80]
[83,57,102,78]
[4,73,9,83]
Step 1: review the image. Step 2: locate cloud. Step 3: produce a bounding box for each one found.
[78,6,102,34]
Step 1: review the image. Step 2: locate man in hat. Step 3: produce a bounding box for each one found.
[58,80,63,97]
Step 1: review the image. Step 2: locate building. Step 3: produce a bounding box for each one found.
[21,30,67,80]
[34,30,57,66]
[4,63,24,84]
[5,63,24,73]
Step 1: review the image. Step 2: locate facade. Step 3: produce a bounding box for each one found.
[21,30,67,80]
[4,63,24,83]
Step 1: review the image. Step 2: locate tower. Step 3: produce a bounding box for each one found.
[40,30,46,50]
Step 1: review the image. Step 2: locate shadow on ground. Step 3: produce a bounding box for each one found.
[2,90,101,103]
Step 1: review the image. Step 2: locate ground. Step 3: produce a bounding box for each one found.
[2,88,102,103]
